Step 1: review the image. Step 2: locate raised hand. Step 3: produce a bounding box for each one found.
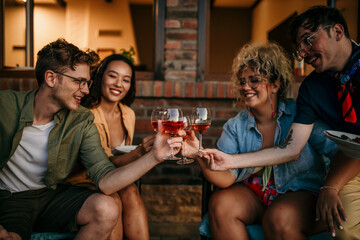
[181,130,200,159]
[200,148,234,171]
[152,121,183,162]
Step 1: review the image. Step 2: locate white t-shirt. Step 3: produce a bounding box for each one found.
[0,120,56,192]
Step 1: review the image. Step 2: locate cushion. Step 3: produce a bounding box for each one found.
[30,232,76,240]
[199,212,334,240]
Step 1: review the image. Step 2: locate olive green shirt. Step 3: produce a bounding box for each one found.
[0,90,116,189]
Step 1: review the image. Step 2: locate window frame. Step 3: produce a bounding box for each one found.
[0,0,165,81]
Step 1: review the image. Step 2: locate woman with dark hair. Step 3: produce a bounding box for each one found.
[68,54,154,240]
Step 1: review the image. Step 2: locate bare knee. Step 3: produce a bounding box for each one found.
[119,183,142,207]
[208,191,234,220]
[80,193,119,228]
[263,202,298,234]
[9,232,22,240]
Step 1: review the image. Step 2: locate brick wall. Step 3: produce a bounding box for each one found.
[0,74,240,186]
[0,1,304,233]
[165,0,198,82]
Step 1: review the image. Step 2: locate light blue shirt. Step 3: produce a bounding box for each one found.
[217,99,338,194]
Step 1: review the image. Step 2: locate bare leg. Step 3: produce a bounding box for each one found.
[209,183,265,240]
[0,225,22,240]
[119,183,149,240]
[263,190,322,240]
[9,232,22,240]
[75,193,119,240]
[108,193,124,240]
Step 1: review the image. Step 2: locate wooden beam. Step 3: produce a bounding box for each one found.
[198,0,210,82]
[0,0,4,69]
[251,0,261,10]
[358,0,360,43]
[154,0,165,80]
[56,0,66,7]
[25,0,34,67]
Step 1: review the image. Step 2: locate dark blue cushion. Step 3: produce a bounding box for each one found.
[199,212,333,240]
[30,232,76,240]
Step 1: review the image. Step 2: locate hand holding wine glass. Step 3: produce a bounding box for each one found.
[152,120,183,163]
[176,115,194,165]
[191,107,211,151]
[161,108,184,160]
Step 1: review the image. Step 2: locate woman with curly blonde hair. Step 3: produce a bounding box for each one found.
[185,42,331,239]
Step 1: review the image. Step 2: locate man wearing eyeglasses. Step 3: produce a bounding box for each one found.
[0,38,180,240]
[200,6,360,239]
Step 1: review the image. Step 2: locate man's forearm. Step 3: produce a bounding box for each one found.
[99,151,159,195]
[324,151,360,190]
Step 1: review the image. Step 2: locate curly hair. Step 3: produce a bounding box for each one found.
[35,38,99,86]
[231,42,293,102]
[81,54,136,108]
[290,6,350,44]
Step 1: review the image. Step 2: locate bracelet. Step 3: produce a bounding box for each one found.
[320,186,339,192]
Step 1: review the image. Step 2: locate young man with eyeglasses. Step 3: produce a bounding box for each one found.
[0,38,181,240]
[197,6,360,239]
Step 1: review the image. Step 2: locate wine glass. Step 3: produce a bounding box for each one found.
[176,116,194,165]
[151,107,167,133]
[162,108,183,160]
[191,107,211,151]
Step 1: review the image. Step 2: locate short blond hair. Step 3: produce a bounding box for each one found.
[231,42,293,102]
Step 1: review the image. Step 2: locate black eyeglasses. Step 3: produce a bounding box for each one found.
[293,25,333,62]
[237,75,266,89]
[53,71,93,89]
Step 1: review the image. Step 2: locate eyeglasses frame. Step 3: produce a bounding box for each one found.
[293,24,333,62]
[53,71,93,89]
[237,75,268,89]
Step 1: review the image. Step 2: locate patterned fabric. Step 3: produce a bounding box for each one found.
[337,82,357,123]
[328,45,360,123]
[243,174,278,207]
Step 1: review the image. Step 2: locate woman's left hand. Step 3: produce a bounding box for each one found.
[138,134,156,155]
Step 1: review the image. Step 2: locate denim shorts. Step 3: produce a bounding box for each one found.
[0,184,98,240]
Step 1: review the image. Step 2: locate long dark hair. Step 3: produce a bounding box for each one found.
[81,54,136,108]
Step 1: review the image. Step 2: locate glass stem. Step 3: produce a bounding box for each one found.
[199,134,202,150]
[182,140,187,160]
[170,146,174,158]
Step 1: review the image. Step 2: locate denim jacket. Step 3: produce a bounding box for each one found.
[217,99,338,194]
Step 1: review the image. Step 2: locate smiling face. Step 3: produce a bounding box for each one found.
[296,25,340,73]
[101,60,132,104]
[52,63,90,111]
[238,68,271,110]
